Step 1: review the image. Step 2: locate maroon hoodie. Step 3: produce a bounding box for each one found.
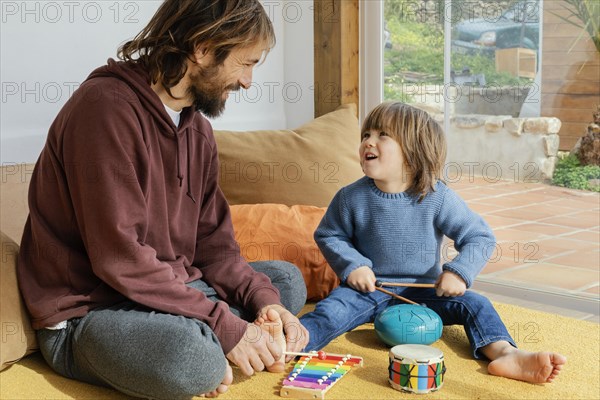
[17,59,281,353]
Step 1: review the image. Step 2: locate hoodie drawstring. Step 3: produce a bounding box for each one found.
[186,132,196,203]
[174,130,196,204]
[175,132,184,187]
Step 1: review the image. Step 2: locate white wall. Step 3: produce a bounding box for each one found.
[0,0,314,163]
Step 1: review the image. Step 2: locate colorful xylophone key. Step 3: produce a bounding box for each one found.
[279,351,363,399]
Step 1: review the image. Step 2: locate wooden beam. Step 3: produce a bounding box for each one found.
[313,0,359,118]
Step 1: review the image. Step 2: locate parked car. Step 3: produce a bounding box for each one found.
[452,1,540,54]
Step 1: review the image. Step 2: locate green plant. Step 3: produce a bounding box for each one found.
[384,83,415,103]
[384,18,444,82]
[549,0,600,52]
[451,53,525,86]
[552,153,600,192]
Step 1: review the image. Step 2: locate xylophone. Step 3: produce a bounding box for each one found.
[279,351,363,399]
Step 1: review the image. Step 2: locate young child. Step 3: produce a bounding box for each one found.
[299,101,566,384]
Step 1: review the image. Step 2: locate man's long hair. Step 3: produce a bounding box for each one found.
[118,0,275,97]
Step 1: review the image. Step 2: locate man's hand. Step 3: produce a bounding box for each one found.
[256,304,309,362]
[435,270,467,297]
[226,323,280,376]
[346,266,376,293]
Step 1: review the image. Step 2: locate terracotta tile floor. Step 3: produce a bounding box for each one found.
[448,177,599,322]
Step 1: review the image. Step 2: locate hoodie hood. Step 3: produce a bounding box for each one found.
[86,59,198,202]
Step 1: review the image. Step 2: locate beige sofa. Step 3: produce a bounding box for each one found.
[0,104,362,395]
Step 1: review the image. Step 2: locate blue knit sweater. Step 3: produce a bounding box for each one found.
[314,176,496,288]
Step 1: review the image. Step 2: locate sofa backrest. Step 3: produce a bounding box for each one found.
[0,163,33,244]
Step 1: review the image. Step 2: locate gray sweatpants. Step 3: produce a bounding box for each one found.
[37,261,307,400]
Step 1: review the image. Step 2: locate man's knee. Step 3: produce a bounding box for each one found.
[251,260,307,314]
[73,310,228,399]
[166,339,227,399]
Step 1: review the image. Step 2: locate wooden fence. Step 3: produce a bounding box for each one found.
[541,0,600,150]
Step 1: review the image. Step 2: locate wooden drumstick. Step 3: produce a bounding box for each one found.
[284,350,327,360]
[375,286,418,305]
[376,280,435,289]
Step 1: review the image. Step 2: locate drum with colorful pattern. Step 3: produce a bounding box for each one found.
[388,344,445,394]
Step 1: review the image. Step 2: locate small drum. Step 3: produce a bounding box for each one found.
[375,304,442,346]
[388,344,445,394]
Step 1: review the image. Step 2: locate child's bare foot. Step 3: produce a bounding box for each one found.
[488,348,566,383]
[202,363,233,398]
[256,308,286,373]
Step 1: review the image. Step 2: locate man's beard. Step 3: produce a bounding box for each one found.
[188,63,240,118]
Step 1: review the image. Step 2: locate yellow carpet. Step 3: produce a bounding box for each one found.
[1,303,598,400]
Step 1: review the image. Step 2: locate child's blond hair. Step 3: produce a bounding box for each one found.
[361,101,446,201]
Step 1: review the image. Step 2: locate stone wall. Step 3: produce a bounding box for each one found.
[445,114,561,183]
[408,83,560,183]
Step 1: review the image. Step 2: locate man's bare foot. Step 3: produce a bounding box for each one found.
[202,363,233,398]
[488,348,567,383]
[257,308,286,373]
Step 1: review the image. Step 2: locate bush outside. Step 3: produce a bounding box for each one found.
[552,153,600,192]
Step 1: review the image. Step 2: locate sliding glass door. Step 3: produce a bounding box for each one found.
[380,0,541,119]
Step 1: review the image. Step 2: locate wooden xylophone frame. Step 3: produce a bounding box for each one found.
[279,352,364,399]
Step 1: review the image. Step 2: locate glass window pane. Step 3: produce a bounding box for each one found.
[383,0,445,111]
[383,0,542,118]
[451,0,541,118]
[378,0,599,317]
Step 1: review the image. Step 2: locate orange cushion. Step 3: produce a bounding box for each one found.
[230,204,339,301]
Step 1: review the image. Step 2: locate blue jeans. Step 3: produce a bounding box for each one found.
[300,285,515,360]
[37,261,306,400]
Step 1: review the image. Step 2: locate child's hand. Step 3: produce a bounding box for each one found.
[435,271,466,297]
[346,266,376,293]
